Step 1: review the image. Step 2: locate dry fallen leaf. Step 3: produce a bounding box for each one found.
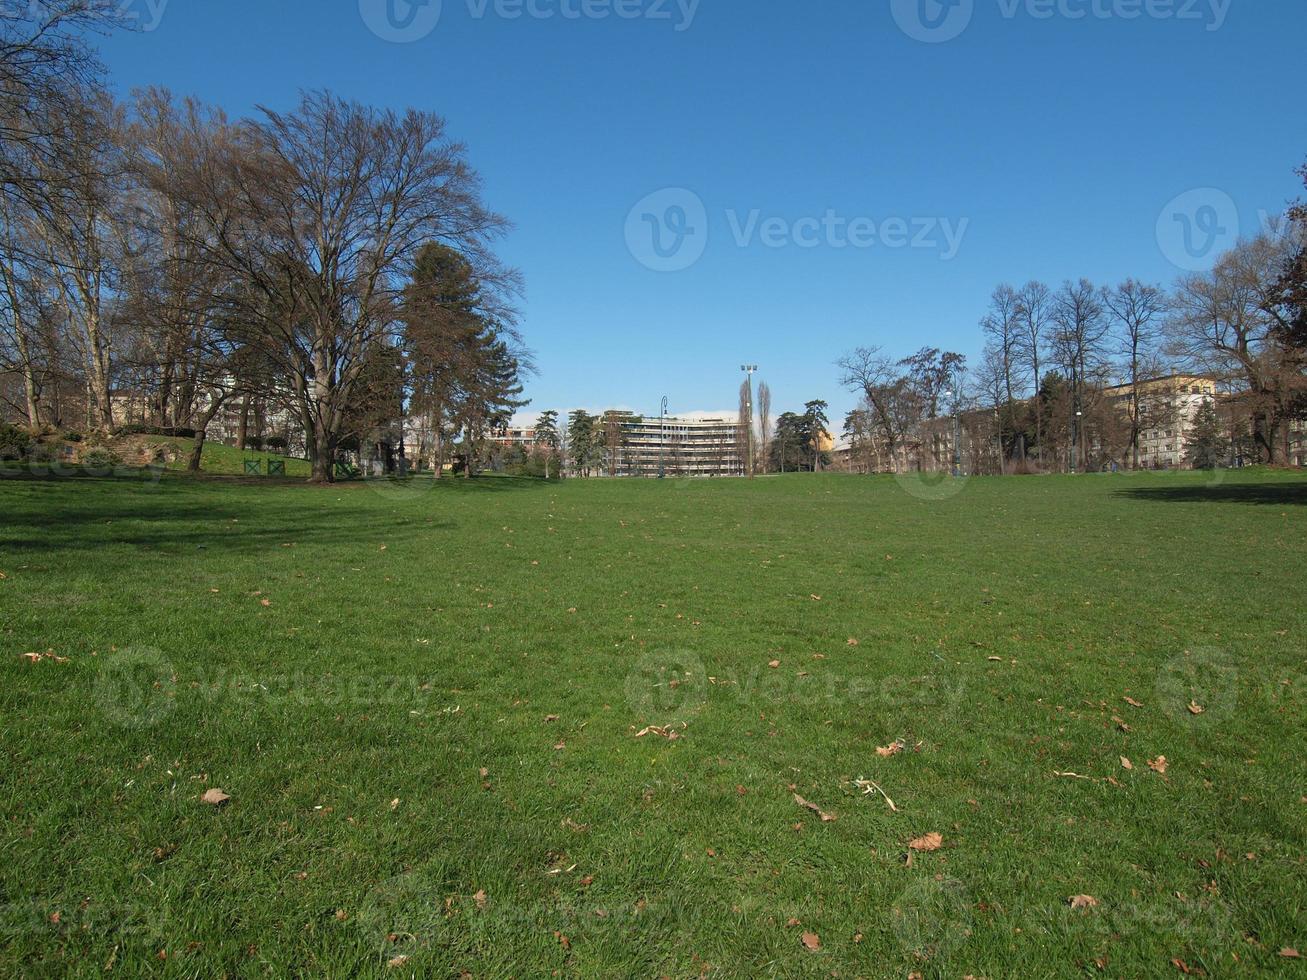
[768,660,781,669]
[260,598,271,607]
[785,917,801,928]
[389,798,400,811]
[634,726,680,740]
[1068,895,1099,910]
[1187,701,1205,715]
[793,793,836,822]
[876,741,905,758]
[847,638,859,646]
[544,715,559,723]
[908,832,943,852]
[1280,948,1301,959]
[473,889,487,910]
[801,931,821,951]
[387,955,410,969]
[1124,696,1144,708]
[1120,756,1134,770]
[1148,756,1169,774]
[199,788,230,807]
[987,656,1004,662]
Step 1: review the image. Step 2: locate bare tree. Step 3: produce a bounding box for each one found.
[1102,279,1168,468]
[838,346,912,468]
[736,378,752,477]
[156,91,514,481]
[756,380,771,474]
[981,283,1026,461]
[1052,279,1109,470]
[1016,280,1052,463]
[1166,234,1301,463]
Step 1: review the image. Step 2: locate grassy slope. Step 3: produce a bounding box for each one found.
[146,436,312,478]
[0,470,1304,977]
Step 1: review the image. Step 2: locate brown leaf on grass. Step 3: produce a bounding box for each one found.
[199,788,230,807]
[1148,756,1169,774]
[1120,756,1134,770]
[1068,895,1099,910]
[634,726,680,740]
[1188,701,1205,715]
[544,714,559,723]
[809,595,822,602]
[1280,948,1301,959]
[1170,958,1204,975]
[578,875,594,888]
[554,931,571,950]
[801,931,821,950]
[793,793,836,822]
[847,637,859,646]
[987,656,1004,662]
[876,741,904,758]
[1124,696,1144,708]
[473,889,487,909]
[768,660,781,669]
[260,598,271,607]
[387,955,410,968]
[785,917,801,927]
[908,832,943,852]
[389,798,400,811]
[553,741,567,751]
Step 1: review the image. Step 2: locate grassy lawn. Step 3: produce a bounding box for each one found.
[1,468,1304,977]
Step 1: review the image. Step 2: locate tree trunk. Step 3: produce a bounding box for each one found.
[187,427,207,473]
[236,393,251,450]
[309,420,336,483]
[186,395,231,473]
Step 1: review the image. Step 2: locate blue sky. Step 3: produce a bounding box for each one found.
[98,0,1306,425]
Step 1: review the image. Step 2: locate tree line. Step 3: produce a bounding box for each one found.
[0,2,528,482]
[838,168,1307,474]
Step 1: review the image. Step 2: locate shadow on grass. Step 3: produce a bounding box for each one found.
[1114,483,1307,506]
[0,472,471,554]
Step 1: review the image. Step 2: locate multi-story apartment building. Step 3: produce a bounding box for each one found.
[1104,374,1219,469]
[612,414,744,477]
[491,427,539,451]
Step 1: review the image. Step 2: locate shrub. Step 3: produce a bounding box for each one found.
[265,436,288,452]
[0,421,33,461]
[81,447,123,472]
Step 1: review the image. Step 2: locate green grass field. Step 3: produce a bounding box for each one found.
[1,468,1304,977]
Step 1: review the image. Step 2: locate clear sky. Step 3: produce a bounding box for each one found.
[97,0,1306,426]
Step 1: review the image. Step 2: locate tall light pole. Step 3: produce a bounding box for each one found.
[659,396,669,479]
[741,365,757,478]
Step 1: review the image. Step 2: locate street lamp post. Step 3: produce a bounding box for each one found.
[741,365,757,478]
[947,389,962,477]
